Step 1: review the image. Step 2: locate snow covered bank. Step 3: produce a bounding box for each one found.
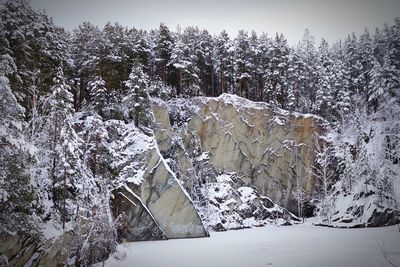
[105,224,400,267]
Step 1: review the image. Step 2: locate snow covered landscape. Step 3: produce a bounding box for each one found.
[105,224,400,267]
[1,0,400,266]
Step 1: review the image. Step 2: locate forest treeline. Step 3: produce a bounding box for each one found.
[2,0,399,123]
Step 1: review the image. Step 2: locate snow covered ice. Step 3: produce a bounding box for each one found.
[105,224,400,267]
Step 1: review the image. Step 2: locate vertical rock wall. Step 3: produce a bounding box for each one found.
[152,94,326,214]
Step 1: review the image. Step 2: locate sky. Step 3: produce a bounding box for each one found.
[30,0,400,45]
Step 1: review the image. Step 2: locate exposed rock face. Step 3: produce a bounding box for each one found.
[112,187,167,241]
[142,147,208,238]
[153,94,325,215]
[109,122,208,240]
[0,232,71,267]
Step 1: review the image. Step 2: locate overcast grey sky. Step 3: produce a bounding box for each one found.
[30,0,400,45]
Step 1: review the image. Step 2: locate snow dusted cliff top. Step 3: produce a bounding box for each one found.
[215,94,327,121]
[154,93,326,124]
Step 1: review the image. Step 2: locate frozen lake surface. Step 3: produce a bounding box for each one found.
[105,224,400,267]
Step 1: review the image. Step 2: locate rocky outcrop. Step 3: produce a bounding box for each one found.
[112,186,167,241]
[142,147,208,238]
[109,121,208,240]
[195,172,298,231]
[320,178,400,228]
[0,232,71,267]
[152,94,326,215]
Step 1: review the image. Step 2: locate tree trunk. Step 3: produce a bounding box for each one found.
[52,113,58,205]
[93,133,99,178]
[63,164,67,229]
[211,65,215,97]
[30,89,36,140]
[134,87,139,127]
[161,64,166,84]
[79,74,85,110]
[72,79,78,111]
[220,72,225,94]
[178,68,182,96]
[240,78,246,97]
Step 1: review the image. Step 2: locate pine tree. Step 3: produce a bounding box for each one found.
[126,28,151,74]
[297,29,318,111]
[287,49,303,111]
[55,116,83,229]
[331,47,351,122]
[358,28,374,103]
[124,62,151,127]
[315,39,333,118]
[89,76,108,114]
[39,69,77,228]
[168,33,192,96]
[214,30,234,95]
[234,30,251,98]
[156,23,173,84]
[265,33,289,108]
[99,22,132,92]
[368,53,399,113]
[82,116,110,179]
[1,0,72,114]
[72,22,102,108]
[248,31,259,101]
[39,68,75,212]
[0,46,36,234]
[343,33,361,95]
[46,68,74,137]
[197,30,214,96]
[368,59,385,112]
[258,33,271,102]
[390,18,400,71]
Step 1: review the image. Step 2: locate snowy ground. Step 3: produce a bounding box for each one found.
[104,224,400,267]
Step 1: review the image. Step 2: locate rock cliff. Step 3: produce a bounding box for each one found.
[152,94,326,229]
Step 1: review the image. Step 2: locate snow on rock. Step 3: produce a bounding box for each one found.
[315,178,400,227]
[194,172,296,231]
[195,151,209,161]
[42,220,72,240]
[152,94,326,219]
[126,169,145,185]
[108,120,208,240]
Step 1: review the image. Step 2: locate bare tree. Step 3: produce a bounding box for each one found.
[313,135,335,224]
[292,143,307,222]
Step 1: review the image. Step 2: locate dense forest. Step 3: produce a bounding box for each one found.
[0,0,399,265]
[2,1,400,119]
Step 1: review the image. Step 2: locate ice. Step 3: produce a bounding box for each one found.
[105,224,400,267]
